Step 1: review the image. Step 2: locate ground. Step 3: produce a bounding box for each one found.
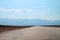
[0,26,60,40]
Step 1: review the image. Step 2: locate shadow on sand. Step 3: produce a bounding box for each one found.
[0,25,32,33]
[0,25,60,33]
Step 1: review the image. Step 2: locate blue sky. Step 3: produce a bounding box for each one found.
[0,0,60,20]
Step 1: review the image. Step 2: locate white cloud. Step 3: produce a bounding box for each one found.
[0,8,60,20]
[0,8,33,13]
[0,8,33,19]
[27,10,33,12]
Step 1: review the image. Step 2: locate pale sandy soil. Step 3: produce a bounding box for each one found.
[0,26,60,40]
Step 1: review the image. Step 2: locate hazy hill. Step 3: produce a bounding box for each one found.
[0,18,60,26]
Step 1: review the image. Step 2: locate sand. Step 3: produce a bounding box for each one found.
[0,26,60,40]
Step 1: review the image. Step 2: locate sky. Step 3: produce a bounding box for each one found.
[0,0,60,20]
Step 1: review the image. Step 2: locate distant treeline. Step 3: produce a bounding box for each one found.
[0,25,32,27]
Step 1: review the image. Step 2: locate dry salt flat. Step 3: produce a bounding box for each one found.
[0,26,60,40]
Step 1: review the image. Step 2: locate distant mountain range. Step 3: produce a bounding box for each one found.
[0,18,60,26]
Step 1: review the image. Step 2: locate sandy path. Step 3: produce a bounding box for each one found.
[0,27,60,40]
